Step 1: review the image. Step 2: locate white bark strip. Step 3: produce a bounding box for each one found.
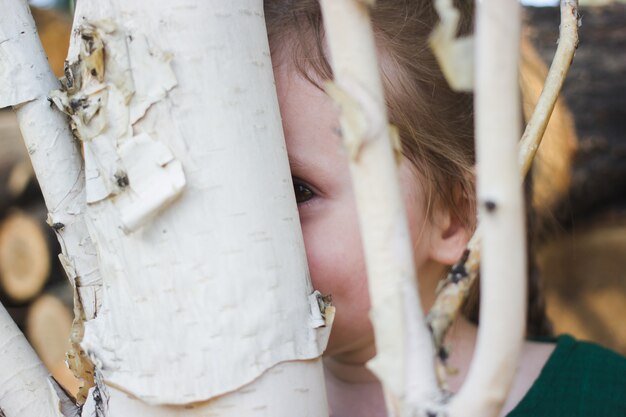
[0,1,45,108]
[448,1,526,417]
[319,0,441,415]
[430,0,475,92]
[63,0,332,410]
[0,303,64,417]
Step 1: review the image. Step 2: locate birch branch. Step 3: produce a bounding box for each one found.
[519,0,580,175]
[319,0,442,415]
[427,0,580,372]
[0,0,100,403]
[0,303,65,417]
[448,1,526,416]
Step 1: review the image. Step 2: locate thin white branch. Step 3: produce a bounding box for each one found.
[427,1,580,380]
[430,0,475,92]
[519,0,580,175]
[0,303,65,417]
[319,1,442,415]
[448,1,526,417]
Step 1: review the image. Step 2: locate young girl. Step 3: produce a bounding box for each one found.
[265,1,626,416]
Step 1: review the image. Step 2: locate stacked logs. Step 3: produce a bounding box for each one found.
[0,7,79,395]
[0,110,50,305]
[0,208,50,304]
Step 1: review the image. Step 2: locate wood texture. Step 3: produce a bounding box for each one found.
[0,211,49,303]
[26,294,80,396]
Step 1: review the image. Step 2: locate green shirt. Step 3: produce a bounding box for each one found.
[507,334,626,416]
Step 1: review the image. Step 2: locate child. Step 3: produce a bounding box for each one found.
[264,1,626,416]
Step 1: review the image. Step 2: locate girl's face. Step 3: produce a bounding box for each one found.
[275,63,466,364]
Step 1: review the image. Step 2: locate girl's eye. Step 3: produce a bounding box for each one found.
[293,180,316,204]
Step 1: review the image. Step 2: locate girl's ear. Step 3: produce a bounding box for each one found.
[427,192,472,266]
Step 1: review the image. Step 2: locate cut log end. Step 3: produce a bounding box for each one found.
[26,294,81,397]
[0,211,50,303]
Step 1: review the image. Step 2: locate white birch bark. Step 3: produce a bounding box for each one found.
[430,0,475,92]
[0,304,65,417]
[319,1,442,416]
[448,1,526,416]
[81,360,329,417]
[2,0,333,415]
[67,0,332,413]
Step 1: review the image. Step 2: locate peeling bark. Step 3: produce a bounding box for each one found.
[0,304,65,417]
[2,0,332,415]
[61,0,333,413]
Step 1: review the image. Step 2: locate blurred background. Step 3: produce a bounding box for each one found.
[28,0,73,10]
[0,0,624,397]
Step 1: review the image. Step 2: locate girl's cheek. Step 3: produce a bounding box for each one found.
[301,218,340,286]
[301,223,335,293]
[299,221,321,279]
[299,190,367,301]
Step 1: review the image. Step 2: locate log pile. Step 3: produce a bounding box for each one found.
[0,112,54,306]
[26,294,79,395]
[0,211,50,303]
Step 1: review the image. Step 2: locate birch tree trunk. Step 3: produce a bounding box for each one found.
[1,0,333,415]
